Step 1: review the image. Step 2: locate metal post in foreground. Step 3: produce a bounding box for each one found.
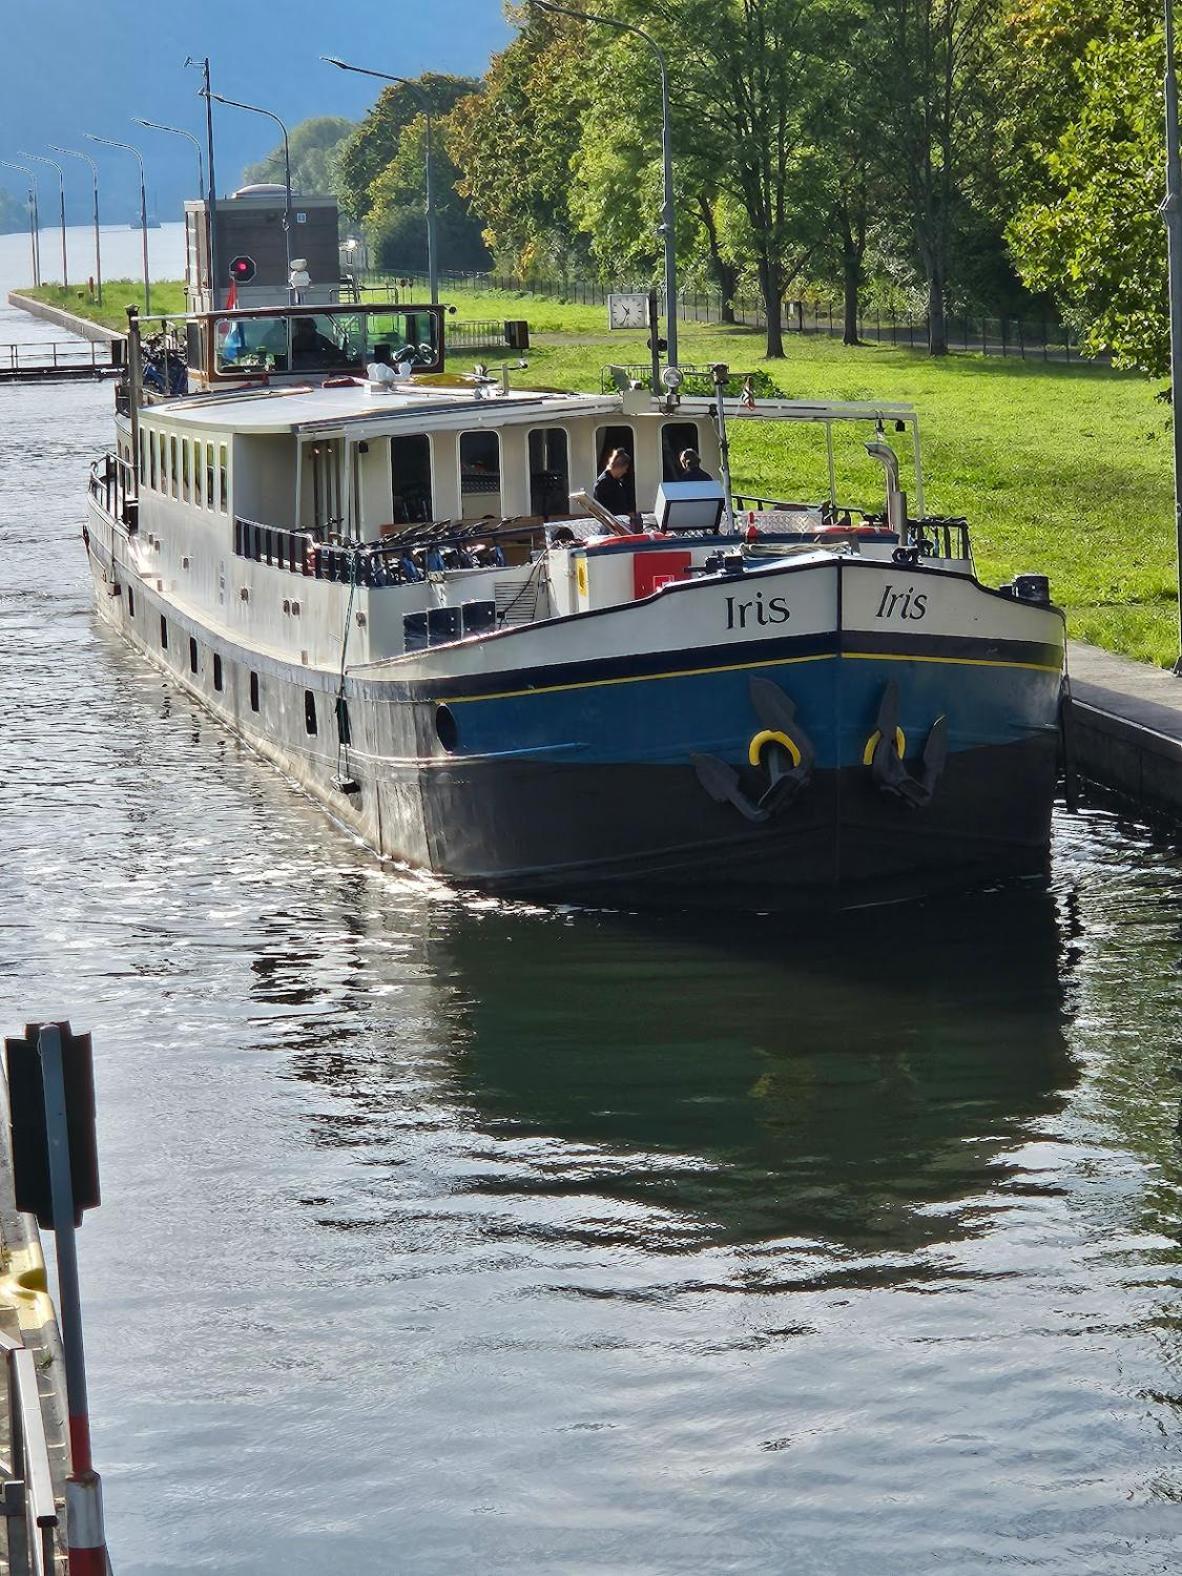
[37,1026,106,1576]
[85,132,150,313]
[529,0,678,367]
[711,363,736,534]
[1163,0,1182,671]
[51,147,102,305]
[322,57,439,305]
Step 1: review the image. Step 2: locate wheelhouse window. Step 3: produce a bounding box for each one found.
[213,309,442,379]
[391,434,433,524]
[459,431,502,522]
[661,421,703,482]
[528,428,570,517]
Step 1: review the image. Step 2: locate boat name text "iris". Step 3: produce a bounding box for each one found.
[725,592,790,630]
[875,584,928,621]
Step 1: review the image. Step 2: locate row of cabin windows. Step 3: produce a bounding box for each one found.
[390,420,704,527]
[138,429,229,513]
[146,604,342,737]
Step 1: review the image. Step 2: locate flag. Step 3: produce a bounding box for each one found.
[226,280,237,311]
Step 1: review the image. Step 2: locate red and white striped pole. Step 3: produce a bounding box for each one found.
[38,1026,108,1575]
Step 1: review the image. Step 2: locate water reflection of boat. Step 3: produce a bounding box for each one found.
[253,878,1074,1256]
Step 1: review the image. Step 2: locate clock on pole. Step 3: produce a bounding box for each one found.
[608,292,648,330]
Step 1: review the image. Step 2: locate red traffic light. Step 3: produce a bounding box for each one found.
[228,254,256,284]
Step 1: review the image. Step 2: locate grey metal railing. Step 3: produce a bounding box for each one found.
[0,1333,59,1576]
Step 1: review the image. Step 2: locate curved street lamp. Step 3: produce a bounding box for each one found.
[133,119,204,197]
[84,133,149,313]
[322,56,438,304]
[526,0,679,367]
[51,146,102,304]
[0,159,41,286]
[19,150,68,290]
[207,92,293,301]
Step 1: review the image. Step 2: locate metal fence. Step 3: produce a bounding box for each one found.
[0,1334,59,1576]
[361,268,1092,363]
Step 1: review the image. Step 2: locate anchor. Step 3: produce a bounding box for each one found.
[692,678,815,823]
[866,680,947,808]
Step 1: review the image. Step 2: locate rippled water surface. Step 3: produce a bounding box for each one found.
[3,231,1182,1573]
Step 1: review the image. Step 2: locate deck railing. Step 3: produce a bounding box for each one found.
[0,1333,60,1576]
[88,453,138,531]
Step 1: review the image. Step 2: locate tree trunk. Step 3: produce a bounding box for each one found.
[842,247,861,346]
[927,269,947,356]
[758,254,785,358]
[698,196,737,324]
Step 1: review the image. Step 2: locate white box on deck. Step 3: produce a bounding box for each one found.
[654,480,726,532]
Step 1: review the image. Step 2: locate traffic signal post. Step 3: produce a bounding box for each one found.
[4,1023,107,1576]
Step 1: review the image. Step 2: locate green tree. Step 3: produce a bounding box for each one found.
[336,75,476,222]
[241,116,355,197]
[0,186,26,234]
[1007,6,1169,372]
[446,9,591,275]
[368,116,492,272]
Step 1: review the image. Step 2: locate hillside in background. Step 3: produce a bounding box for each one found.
[0,188,26,234]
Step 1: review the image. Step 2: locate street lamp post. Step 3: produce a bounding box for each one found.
[0,160,40,286]
[133,118,204,197]
[1164,0,1182,669]
[19,151,68,290]
[322,56,438,304]
[84,133,150,313]
[51,146,102,304]
[527,0,678,367]
[207,93,293,301]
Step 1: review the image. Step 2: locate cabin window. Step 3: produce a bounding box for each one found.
[391,434,433,524]
[459,431,501,522]
[158,432,167,493]
[138,429,146,485]
[149,431,158,491]
[169,436,179,498]
[213,653,223,692]
[595,424,637,512]
[181,439,191,502]
[304,690,318,736]
[205,443,216,511]
[195,442,205,507]
[160,615,168,650]
[188,636,198,673]
[661,422,703,482]
[528,428,570,517]
[249,671,260,712]
[216,316,290,374]
[218,444,229,513]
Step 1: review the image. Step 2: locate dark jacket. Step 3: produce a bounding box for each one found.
[680,465,712,483]
[593,467,636,516]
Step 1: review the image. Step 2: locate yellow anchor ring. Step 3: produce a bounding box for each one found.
[748,729,802,770]
[863,726,906,767]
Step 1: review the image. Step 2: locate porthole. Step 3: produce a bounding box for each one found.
[336,695,351,745]
[213,653,223,692]
[189,636,198,674]
[127,586,135,618]
[435,704,459,753]
[160,615,168,650]
[249,671,260,712]
[304,690,318,736]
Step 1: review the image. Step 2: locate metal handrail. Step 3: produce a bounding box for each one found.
[0,1332,59,1576]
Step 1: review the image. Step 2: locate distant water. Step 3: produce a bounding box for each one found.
[3,235,1182,1574]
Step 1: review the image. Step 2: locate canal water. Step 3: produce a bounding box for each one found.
[2,229,1182,1574]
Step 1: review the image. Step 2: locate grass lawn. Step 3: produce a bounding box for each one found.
[26,281,1179,665]
[20,280,189,331]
